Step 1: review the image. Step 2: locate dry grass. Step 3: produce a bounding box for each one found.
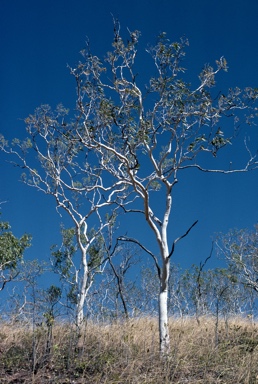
[1,316,258,383]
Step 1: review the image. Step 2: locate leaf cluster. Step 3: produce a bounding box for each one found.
[0,219,31,271]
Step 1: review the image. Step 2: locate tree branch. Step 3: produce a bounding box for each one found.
[169,220,198,258]
[118,235,161,278]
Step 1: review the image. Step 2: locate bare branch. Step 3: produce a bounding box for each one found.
[118,235,161,278]
[169,220,198,258]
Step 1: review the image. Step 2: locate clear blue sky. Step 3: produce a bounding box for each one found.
[0,0,258,273]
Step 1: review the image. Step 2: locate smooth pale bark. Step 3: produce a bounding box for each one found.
[76,270,93,328]
[157,187,172,354]
[75,230,93,329]
[137,182,173,354]
[76,302,84,328]
[159,254,170,354]
[76,274,88,328]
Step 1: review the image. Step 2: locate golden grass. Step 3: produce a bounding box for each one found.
[1,316,258,383]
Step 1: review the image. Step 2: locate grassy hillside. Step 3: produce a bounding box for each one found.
[1,317,258,383]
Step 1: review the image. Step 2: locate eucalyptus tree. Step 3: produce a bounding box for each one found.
[217,225,258,299]
[83,244,142,320]
[1,22,258,353]
[67,22,258,353]
[43,285,62,357]
[104,244,140,319]
[0,104,125,329]
[50,224,108,323]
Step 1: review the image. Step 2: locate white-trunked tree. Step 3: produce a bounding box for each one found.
[1,21,258,354]
[0,103,126,330]
[68,21,257,353]
[217,225,258,299]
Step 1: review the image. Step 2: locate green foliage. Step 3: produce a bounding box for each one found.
[64,23,257,194]
[51,227,77,278]
[51,225,105,276]
[46,285,62,305]
[43,285,62,328]
[67,283,78,305]
[88,233,105,270]
[0,217,31,271]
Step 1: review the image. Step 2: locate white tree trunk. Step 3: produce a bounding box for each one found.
[76,299,84,328]
[75,240,89,329]
[159,258,170,354]
[76,270,93,328]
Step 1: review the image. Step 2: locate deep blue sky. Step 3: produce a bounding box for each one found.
[1,0,258,274]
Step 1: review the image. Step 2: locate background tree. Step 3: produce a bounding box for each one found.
[43,285,62,357]
[0,104,124,329]
[104,244,140,319]
[216,224,258,318]
[80,242,142,321]
[50,225,108,324]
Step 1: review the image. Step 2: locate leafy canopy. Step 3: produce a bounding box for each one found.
[0,217,31,271]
